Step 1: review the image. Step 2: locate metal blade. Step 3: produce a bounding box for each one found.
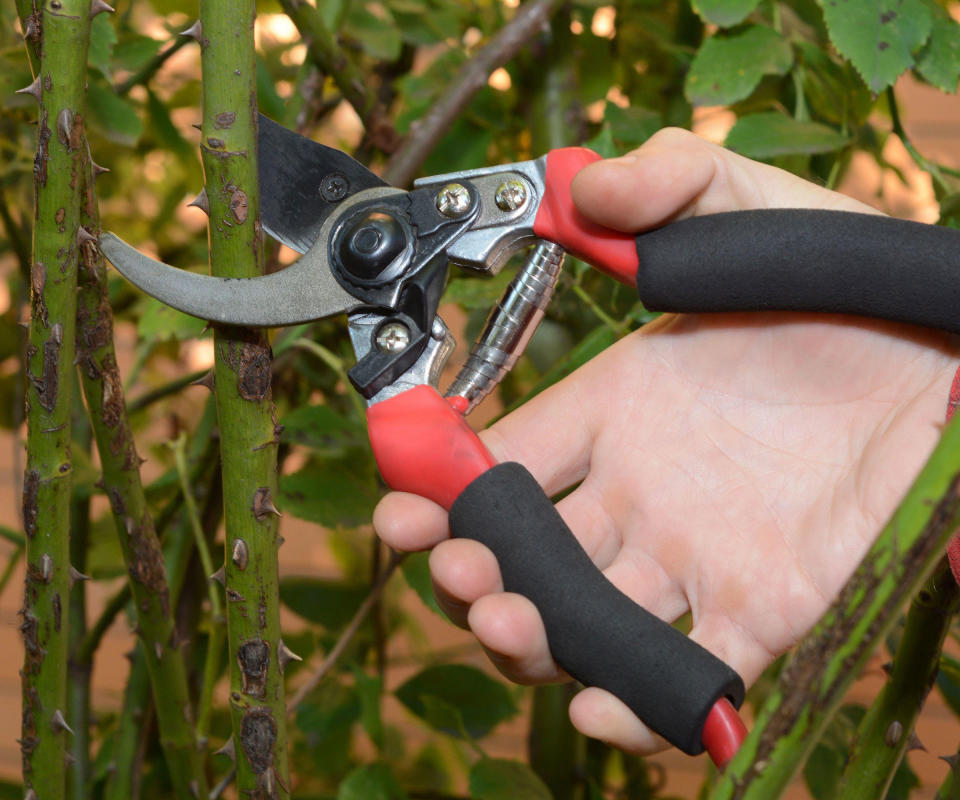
[258,113,387,253]
[99,232,360,326]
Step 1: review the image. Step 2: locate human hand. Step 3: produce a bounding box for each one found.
[373,128,960,753]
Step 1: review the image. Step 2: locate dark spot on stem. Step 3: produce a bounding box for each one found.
[30,263,47,328]
[34,109,49,193]
[215,111,236,129]
[880,10,896,22]
[223,337,272,401]
[878,41,890,51]
[52,591,61,632]
[37,326,62,412]
[125,515,171,616]
[229,188,248,224]
[240,708,277,775]
[54,207,65,231]
[23,471,39,538]
[237,639,270,698]
[207,137,225,149]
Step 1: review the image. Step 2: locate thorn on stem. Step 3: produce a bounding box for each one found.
[278,640,302,674]
[50,709,74,735]
[231,538,248,571]
[69,565,90,588]
[187,188,210,216]
[91,160,110,177]
[180,19,203,42]
[213,735,236,761]
[39,553,53,583]
[885,720,903,748]
[191,370,215,392]
[89,0,115,17]
[210,565,226,586]
[15,76,42,102]
[907,731,926,752]
[154,641,164,660]
[940,753,960,770]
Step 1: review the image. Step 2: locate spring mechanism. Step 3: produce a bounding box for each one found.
[446,240,565,413]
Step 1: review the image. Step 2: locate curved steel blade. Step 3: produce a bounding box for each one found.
[99,232,360,326]
[258,113,388,253]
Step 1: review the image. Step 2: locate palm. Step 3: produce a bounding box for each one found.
[547,312,955,685]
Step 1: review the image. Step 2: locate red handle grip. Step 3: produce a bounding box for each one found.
[533,148,639,285]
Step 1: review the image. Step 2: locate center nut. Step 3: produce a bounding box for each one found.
[337,211,408,283]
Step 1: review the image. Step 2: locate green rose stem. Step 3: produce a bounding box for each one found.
[197,0,291,795]
[19,2,91,797]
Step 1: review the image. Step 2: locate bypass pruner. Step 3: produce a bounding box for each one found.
[99,114,960,766]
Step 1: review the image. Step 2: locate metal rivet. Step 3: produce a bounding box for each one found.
[495,180,528,212]
[320,173,349,202]
[376,322,410,352]
[436,183,472,218]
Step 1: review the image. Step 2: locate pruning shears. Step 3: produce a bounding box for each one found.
[99,114,960,766]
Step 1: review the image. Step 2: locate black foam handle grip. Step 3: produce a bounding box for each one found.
[448,462,745,755]
[634,209,960,332]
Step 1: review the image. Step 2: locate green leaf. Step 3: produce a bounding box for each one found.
[400,552,443,615]
[692,0,762,27]
[822,0,932,93]
[279,576,369,629]
[724,112,849,159]
[344,3,403,60]
[279,457,379,527]
[395,664,518,739]
[803,743,843,799]
[469,759,553,800]
[137,296,208,342]
[88,13,118,79]
[584,124,618,159]
[295,680,361,777]
[604,104,662,148]
[338,763,408,800]
[279,405,365,451]
[145,89,193,160]
[685,26,793,106]
[443,269,514,309]
[87,82,143,146]
[112,34,164,73]
[915,2,960,92]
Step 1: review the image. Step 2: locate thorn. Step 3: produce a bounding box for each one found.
[191,122,202,131]
[89,0,114,17]
[15,76,41,102]
[123,646,137,663]
[69,565,90,588]
[154,641,163,660]
[91,160,110,177]
[231,539,248,571]
[278,640,302,674]
[253,488,281,521]
[187,187,209,216]
[213,735,236,761]
[881,661,894,677]
[907,731,926,752]
[77,226,97,246]
[189,779,200,798]
[39,553,53,583]
[57,108,74,144]
[191,370,215,392]
[209,565,225,586]
[940,753,960,769]
[51,322,63,345]
[180,19,203,42]
[278,535,285,547]
[25,789,37,800]
[24,16,38,41]
[51,709,74,735]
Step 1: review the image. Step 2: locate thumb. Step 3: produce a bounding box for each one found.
[570,127,877,233]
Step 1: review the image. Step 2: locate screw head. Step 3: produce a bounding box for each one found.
[376,321,411,352]
[320,173,349,202]
[436,183,472,218]
[495,180,528,212]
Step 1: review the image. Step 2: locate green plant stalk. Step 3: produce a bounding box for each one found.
[103,644,153,800]
[836,559,960,799]
[707,412,960,800]
[199,0,291,794]
[277,0,397,152]
[14,0,40,76]
[937,746,960,799]
[20,3,91,796]
[76,165,208,798]
[67,381,91,800]
[528,683,585,800]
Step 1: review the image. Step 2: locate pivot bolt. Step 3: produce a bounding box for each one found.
[495,180,528,211]
[320,173,349,202]
[376,321,410,352]
[436,184,472,218]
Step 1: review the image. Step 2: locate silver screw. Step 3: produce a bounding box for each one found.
[376,321,411,352]
[436,183,472,218]
[495,180,528,211]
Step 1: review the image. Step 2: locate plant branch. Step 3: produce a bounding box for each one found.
[77,157,208,797]
[383,0,562,187]
[708,411,960,799]
[19,4,91,796]
[277,0,398,152]
[287,550,405,714]
[199,0,291,793]
[887,87,955,196]
[127,368,208,414]
[115,34,190,96]
[836,559,960,799]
